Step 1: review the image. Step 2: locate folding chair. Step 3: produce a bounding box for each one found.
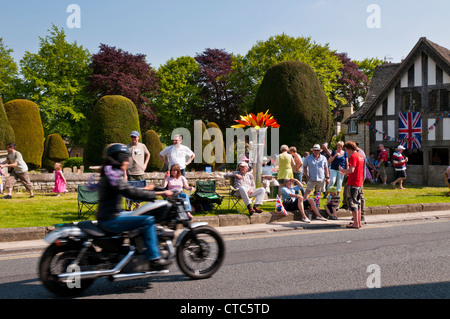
[227,176,246,214]
[124,180,147,211]
[77,185,99,220]
[190,180,223,214]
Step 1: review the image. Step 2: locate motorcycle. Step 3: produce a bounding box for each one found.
[38,191,226,297]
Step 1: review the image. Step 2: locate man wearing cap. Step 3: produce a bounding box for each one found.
[127,131,150,181]
[302,144,330,199]
[392,145,408,189]
[224,161,265,215]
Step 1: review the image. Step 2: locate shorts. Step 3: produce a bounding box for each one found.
[283,198,298,211]
[347,186,363,212]
[326,203,339,212]
[302,199,312,209]
[378,165,387,178]
[128,174,145,181]
[394,170,407,179]
[306,180,325,193]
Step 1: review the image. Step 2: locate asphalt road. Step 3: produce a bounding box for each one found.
[0,219,449,301]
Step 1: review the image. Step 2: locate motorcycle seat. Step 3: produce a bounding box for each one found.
[77,220,108,237]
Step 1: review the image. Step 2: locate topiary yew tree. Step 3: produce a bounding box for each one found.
[84,95,140,168]
[142,129,164,172]
[251,61,333,153]
[4,99,44,169]
[0,96,15,149]
[42,133,69,172]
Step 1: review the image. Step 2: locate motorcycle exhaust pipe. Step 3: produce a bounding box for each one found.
[110,269,169,282]
[58,246,136,282]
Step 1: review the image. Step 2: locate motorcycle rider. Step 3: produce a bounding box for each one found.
[97,143,173,270]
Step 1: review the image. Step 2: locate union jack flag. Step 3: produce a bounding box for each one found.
[399,112,422,149]
[275,195,286,216]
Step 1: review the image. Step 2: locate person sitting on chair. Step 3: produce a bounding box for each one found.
[225,161,265,215]
[162,164,194,218]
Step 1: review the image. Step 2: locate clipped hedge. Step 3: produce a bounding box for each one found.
[0,96,15,149]
[4,99,44,169]
[142,129,164,172]
[252,61,333,153]
[84,95,140,168]
[42,133,69,172]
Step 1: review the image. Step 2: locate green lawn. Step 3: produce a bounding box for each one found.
[0,183,448,228]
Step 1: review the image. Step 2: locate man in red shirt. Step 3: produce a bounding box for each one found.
[339,141,365,229]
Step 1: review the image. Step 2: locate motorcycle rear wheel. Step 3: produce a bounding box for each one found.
[176,226,225,279]
[39,243,95,297]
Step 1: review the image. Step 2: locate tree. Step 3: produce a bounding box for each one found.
[233,34,344,112]
[252,61,333,154]
[356,57,385,102]
[84,95,141,168]
[19,25,93,146]
[206,122,226,166]
[142,129,164,172]
[193,48,244,130]
[4,99,44,169]
[151,56,201,142]
[331,53,369,121]
[42,133,69,172]
[0,96,15,149]
[0,38,20,102]
[88,44,159,132]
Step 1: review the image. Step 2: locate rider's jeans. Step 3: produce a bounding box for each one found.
[99,215,161,260]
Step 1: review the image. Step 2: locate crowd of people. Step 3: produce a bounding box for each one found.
[2,133,450,230]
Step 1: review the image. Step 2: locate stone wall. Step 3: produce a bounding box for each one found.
[3,170,229,193]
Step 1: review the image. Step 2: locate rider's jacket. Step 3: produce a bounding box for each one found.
[96,165,156,222]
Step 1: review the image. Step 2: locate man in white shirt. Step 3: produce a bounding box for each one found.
[159,134,195,176]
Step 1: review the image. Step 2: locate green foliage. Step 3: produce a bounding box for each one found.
[0,38,20,102]
[356,57,386,83]
[151,56,201,142]
[206,122,226,166]
[142,130,164,172]
[19,25,93,147]
[252,61,333,154]
[63,157,83,169]
[84,95,141,168]
[42,133,69,171]
[232,34,343,112]
[191,121,214,170]
[4,99,44,169]
[0,96,15,149]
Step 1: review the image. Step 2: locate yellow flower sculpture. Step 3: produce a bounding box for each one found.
[231,110,280,130]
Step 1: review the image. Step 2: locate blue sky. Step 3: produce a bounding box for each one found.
[1,0,450,68]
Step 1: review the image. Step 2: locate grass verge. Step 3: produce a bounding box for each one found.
[0,183,448,228]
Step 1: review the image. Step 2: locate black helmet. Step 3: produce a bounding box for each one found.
[104,143,131,166]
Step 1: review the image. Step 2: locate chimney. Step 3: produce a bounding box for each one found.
[342,104,354,123]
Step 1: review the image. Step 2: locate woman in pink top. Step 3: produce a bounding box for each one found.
[162,164,194,217]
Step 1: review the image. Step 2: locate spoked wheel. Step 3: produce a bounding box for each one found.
[176,226,225,279]
[39,243,95,297]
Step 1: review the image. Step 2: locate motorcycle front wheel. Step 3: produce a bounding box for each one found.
[176,225,225,279]
[39,243,95,297]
